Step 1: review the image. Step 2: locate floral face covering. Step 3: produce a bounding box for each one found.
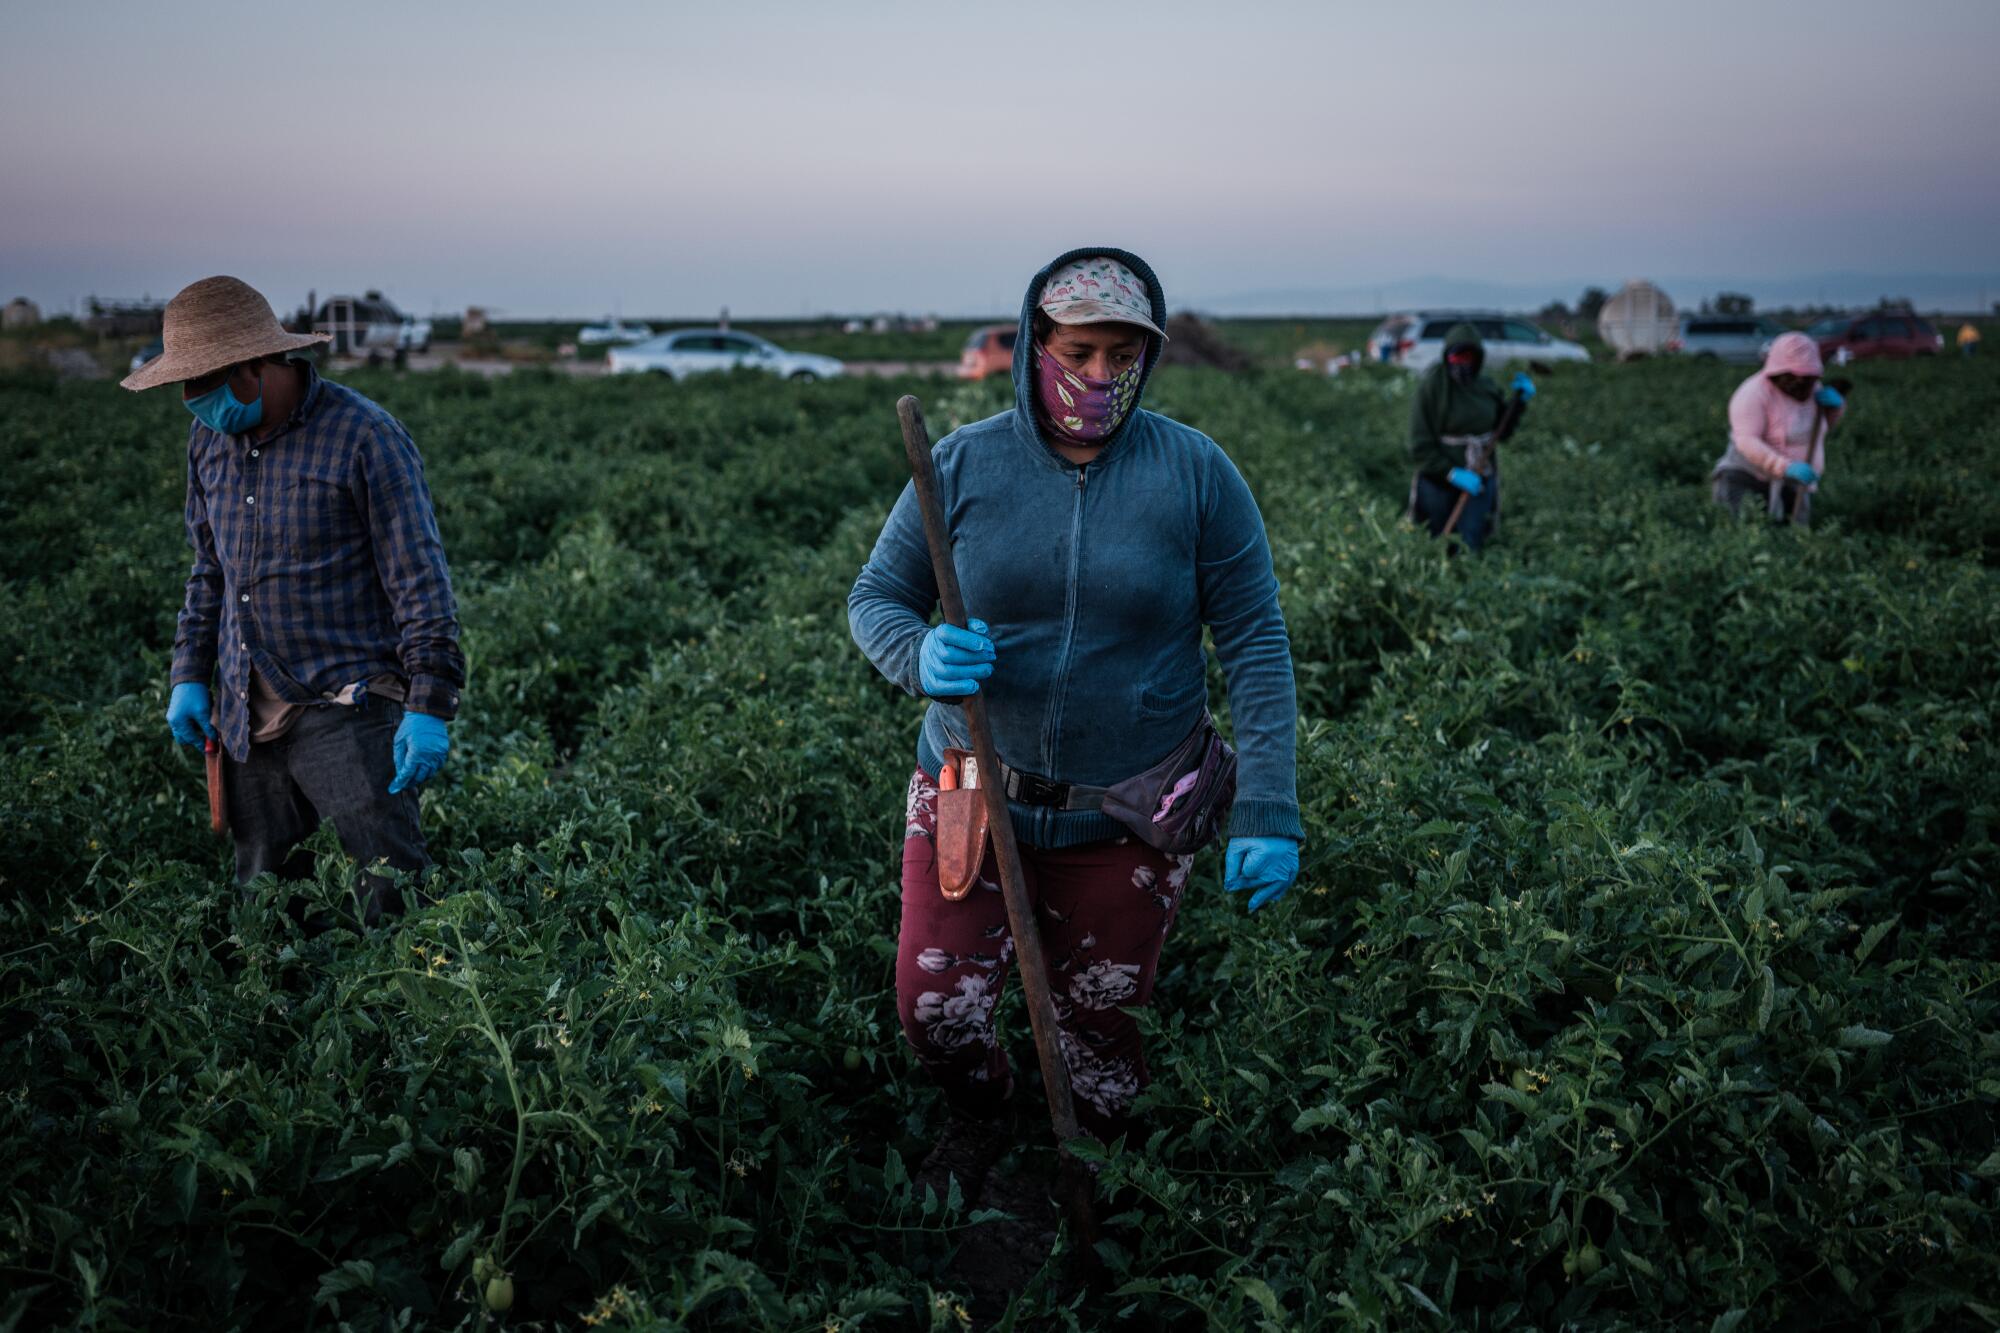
[1033,341,1144,446]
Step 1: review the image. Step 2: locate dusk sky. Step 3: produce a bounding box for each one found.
[5,0,1997,317]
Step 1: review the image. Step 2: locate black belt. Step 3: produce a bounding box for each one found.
[999,762,1109,812]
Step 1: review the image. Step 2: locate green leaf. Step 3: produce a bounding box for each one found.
[452,1147,482,1195]
[1837,1025,1892,1049]
[1853,920,1894,965]
[314,1260,377,1308]
[1236,1277,1284,1319]
[573,1194,615,1245]
[1400,1281,1442,1316]
[1482,1082,1539,1114]
[1742,884,1765,924]
[441,1225,480,1271]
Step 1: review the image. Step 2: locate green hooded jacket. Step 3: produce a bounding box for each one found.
[1409,321,1509,478]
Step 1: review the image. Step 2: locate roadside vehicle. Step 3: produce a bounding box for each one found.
[605,328,845,381]
[1810,311,1944,363]
[1675,315,1784,364]
[1364,315,1416,364]
[129,338,164,374]
[957,323,1017,379]
[313,293,431,356]
[578,318,654,346]
[1389,311,1591,372]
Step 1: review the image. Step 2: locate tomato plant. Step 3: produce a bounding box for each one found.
[2,351,1995,1329]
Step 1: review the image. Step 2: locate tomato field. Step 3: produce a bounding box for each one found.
[3,349,1998,1330]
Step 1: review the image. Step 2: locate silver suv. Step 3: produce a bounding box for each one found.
[1675,315,1781,364]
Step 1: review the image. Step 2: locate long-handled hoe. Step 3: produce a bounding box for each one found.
[894,394,1101,1263]
[1788,376,1851,525]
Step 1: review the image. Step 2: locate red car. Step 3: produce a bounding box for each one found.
[957,323,1017,380]
[1810,312,1944,362]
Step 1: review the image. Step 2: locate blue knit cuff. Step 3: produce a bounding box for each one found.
[1226,798,1304,843]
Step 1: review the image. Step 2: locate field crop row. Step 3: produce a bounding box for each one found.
[2,354,1996,1329]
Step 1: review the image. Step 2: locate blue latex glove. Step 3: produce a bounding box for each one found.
[1784,460,1819,486]
[388,712,450,794]
[1224,837,1300,913]
[166,682,216,747]
[1510,371,1537,400]
[919,618,995,698]
[1447,467,1485,497]
[1815,385,1843,410]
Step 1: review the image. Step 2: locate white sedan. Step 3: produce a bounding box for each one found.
[1373,312,1591,373]
[606,328,845,381]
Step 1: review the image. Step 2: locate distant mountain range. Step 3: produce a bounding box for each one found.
[1190,272,2000,316]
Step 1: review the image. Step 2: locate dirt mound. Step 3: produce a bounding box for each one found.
[1159,311,1254,372]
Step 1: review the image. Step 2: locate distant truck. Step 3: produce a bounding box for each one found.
[313,292,431,357]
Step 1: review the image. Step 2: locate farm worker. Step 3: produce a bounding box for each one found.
[1406,322,1534,552]
[848,249,1302,1193]
[1959,323,1981,357]
[122,277,463,929]
[1709,331,1845,527]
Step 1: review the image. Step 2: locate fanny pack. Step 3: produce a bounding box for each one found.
[1099,716,1238,855]
[931,720,1239,899]
[999,717,1237,856]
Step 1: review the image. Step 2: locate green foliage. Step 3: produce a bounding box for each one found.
[2,354,1996,1329]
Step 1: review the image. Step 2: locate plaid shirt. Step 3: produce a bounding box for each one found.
[171,366,464,760]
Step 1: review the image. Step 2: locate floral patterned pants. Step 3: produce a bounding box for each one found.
[895,770,1192,1138]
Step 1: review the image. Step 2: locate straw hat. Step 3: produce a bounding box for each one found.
[120,276,329,391]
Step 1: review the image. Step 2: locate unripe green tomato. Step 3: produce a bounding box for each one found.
[1510,1068,1536,1093]
[1562,1250,1578,1277]
[1577,1241,1603,1277]
[472,1255,495,1283]
[484,1275,514,1312]
[843,1046,863,1072]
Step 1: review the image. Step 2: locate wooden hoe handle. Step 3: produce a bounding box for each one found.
[895,395,1098,1250]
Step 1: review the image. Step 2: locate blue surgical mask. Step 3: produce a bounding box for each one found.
[183,369,264,435]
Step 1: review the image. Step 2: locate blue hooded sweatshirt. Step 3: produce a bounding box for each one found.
[847,247,1301,849]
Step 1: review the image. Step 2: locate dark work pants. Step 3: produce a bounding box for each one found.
[1414,471,1499,552]
[225,701,429,927]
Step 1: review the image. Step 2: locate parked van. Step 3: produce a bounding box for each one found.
[1675,315,1783,364]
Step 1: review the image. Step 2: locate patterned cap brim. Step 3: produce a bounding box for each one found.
[1041,298,1169,342]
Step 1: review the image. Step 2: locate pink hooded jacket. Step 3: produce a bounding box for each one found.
[1711,331,1843,488]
